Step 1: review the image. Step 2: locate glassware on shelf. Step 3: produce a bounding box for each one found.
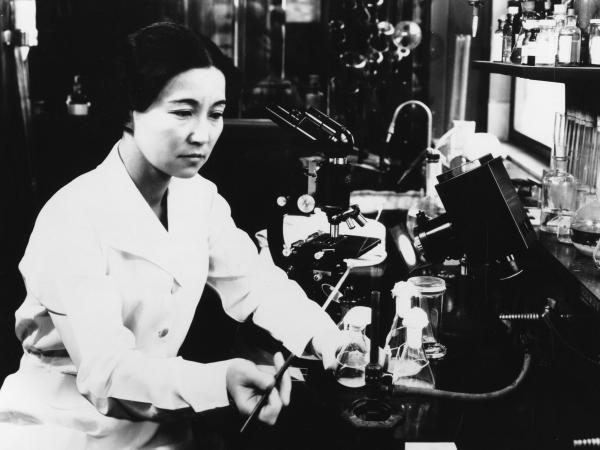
[553,3,567,31]
[392,20,422,59]
[535,18,558,65]
[66,75,91,116]
[589,19,600,65]
[566,116,599,207]
[522,22,540,64]
[539,113,577,234]
[491,18,505,62]
[502,12,515,62]
[304,74,325,110]
[392,307,435,389]
[570,195,600,257]
[557,10,581,65]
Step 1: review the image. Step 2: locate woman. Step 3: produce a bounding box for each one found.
[0,22,341,449]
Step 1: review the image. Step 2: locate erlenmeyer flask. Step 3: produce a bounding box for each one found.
[335,324,369,388]
[335,306,371,388]
[392,307,435,389]
[386,281,415,372]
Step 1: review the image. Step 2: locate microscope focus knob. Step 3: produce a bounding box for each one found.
[297,194,316,214]
[355,213,367,227]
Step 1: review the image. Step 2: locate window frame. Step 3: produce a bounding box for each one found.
[508,76,566,161]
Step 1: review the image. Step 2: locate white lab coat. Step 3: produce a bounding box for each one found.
[0,143,337,449]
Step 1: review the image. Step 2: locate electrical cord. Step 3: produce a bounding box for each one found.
[388,349,532,401]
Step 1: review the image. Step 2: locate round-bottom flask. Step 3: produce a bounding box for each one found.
[571,197,600,256]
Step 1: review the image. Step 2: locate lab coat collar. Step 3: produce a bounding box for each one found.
[93,142,205,288]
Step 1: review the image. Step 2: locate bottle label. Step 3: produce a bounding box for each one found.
[590,36,600,64]
[491,34,504,61]
[558,35,573,63]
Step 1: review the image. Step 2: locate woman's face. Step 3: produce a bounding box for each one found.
[131,66,226,178]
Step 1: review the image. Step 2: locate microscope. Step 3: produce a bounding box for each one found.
[265,104,384,313]
[412,154,538,335]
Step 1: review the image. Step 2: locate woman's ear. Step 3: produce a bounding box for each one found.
[124,111,134,134]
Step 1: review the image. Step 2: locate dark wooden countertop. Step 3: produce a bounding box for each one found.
[536,231,600,315]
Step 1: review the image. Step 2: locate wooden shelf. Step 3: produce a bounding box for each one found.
[472,60,600,83]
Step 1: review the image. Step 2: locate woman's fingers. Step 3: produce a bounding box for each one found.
[273,352,291,406]
[258,384,283,425]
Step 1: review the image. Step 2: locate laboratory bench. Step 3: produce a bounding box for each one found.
[189,316,600,450]
[181,225,600,450]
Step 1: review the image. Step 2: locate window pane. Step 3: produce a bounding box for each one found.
[513,78,565,148]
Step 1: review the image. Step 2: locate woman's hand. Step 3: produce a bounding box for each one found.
[309,329,348,370]
[225,352,291,425]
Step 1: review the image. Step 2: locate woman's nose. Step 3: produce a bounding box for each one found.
[188,118,209,144]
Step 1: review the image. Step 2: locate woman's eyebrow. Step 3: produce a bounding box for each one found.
[168,99,199,106]
[168,99,226,108]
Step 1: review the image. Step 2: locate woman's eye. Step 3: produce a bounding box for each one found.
[210,111,224,120]
[171,110,193,118]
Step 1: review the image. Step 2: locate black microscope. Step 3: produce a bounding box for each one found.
[265,104,382,316]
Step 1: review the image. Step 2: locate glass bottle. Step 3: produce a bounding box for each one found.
[589,19,600,65]
[544,1,553,19]
[406,150,446,239]
[570,195,600,256]
[335,312,369,388]
[305,74,325,110]
[502,13,515,62]
[553,3,567,39]
[539,138,577,234]
[392,307,435,389]
[557,11,581,65]
[520,27,532,64]
[534,0,545,17]
[508,5,522,42]
[66,75,91,116]
[520,0,539,20]
[492,18,506,62]
[535,19,558,65]
[522,22,540,64]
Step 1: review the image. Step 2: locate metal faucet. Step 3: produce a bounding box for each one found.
[384,100,435,186]
[385,100,433,152]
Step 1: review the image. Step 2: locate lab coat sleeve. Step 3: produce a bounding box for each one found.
[206,191,338,357]
[19,200,233,422]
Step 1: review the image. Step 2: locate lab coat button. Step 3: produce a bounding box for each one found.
[158,328,169,338]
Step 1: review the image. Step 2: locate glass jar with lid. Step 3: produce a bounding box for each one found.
[536,19,558,65]
[589,19,600,65]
